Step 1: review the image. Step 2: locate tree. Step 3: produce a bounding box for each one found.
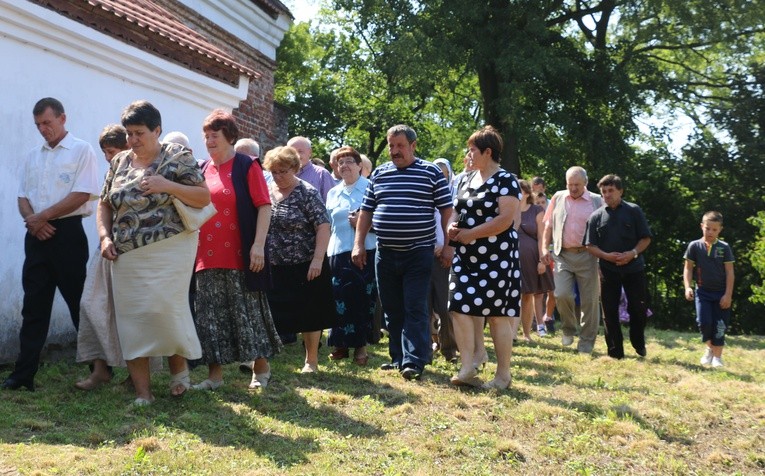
[274,20,481,165]
[277,1,765,331]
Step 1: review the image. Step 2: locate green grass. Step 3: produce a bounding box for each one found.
[1,328,763,475]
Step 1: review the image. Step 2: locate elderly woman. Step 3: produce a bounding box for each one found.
[264,146,336,373]
[191,110,282,391]
[97,100,208,405]
[75,124,129,390]
[325,147,377,365]
[516,179,555,340]
[447,126,521,390]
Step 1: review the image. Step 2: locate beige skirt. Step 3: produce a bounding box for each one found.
[111,231,202,360]
[76,251,125,367]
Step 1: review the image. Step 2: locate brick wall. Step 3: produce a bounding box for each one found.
[156,0,290,153]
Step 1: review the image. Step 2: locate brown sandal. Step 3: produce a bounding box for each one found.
[353,349,369,366]
[329,347,349,360]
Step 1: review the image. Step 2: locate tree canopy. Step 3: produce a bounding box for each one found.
[274,0,765,332]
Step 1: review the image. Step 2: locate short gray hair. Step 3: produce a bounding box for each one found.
[287,136,312,149]
[386,124,417,143]
[565,166,588,183]
[162,131,190,149]
[235,138,260,157]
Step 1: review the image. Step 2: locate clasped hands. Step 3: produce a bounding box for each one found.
[24,212,56,241]
[607,251,636,266]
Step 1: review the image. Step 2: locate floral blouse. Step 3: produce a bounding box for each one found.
[100,142,204,254]
[268,180,329,266]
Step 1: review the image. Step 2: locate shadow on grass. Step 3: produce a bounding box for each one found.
[0,356,399,469]
[540,395,695,446]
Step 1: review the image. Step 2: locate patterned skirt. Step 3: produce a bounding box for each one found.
[327,251,377,348]
[194,268,283,365]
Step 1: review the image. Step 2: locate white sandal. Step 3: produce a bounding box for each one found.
[132,396,155,407]
[249,372,271,390]
[192,378,223,391]
[169,369,190,397]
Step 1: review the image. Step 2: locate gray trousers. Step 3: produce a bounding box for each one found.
[552,250,601,350]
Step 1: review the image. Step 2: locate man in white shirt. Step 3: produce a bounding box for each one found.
[2,98,99,391]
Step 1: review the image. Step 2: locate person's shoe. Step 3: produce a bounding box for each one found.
[636,347,647,357]
[544,316,556,334]
[481,376,511,390]
[401,366,422,381]
[380,362,400,371]
[191,379,224,391]
[700,348,714,365]
[537,325,547,337]
[561,335,574,346]
[352,350,369,366]
[1,377,35,392]
[301,363,318,374]
[74,374,111,391]
[249,372,271,389]
[711,356,724,368]
[239,361,254,374]
[450,367,482,387]
[132,396,155,407]
[169,369,190,397]
[473,350,489,371]
[329,347,349,360]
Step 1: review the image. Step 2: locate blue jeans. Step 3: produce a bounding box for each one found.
[695,287,729,346]
[375,246,434,370]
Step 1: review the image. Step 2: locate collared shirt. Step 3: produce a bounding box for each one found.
[296,162,336,203]
[361,158,453,251]
[18,132,99,217]
[684,238,735,292]
[544,189,597,249]
[584,200,652,273]
[326,176,376,256]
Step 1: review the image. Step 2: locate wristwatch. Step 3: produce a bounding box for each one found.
[632,249,638,259]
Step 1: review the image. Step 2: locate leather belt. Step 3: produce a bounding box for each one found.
[562,246,586,253]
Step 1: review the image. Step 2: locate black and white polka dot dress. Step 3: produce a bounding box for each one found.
[448,169,521,317]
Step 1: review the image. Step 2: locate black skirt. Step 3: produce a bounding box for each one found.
[267,258,337,333]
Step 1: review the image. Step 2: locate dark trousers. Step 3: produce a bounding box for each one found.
[12,216,89,381]
[600,267,647,358]
[429,257,457,357]
[375,246,434,370]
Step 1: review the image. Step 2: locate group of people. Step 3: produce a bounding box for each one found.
[2,97,735,403]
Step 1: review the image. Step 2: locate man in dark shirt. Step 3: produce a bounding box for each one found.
[584,174,652,359]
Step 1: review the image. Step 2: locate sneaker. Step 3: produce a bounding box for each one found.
[544,316,556,334]
[711,356,724,368]
[537,325,547,337]
[562,335,574,346]
[401,366,422,381]
[700,348,713,365]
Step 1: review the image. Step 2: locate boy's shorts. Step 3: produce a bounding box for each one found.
[695,287,730,346]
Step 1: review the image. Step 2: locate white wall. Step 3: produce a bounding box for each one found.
[0,0,251,363]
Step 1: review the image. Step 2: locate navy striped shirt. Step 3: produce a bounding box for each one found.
[361,158,453,250]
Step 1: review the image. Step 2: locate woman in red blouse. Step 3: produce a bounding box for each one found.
[192,110,282,390]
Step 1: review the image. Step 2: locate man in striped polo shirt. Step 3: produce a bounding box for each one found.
[352,125,454,380]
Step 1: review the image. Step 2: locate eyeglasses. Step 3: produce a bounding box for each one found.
[337,159,358,166]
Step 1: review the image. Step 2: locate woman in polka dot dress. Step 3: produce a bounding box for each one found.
[447,126,521,390]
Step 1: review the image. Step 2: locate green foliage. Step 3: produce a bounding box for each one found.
[748,212,765,304]
[277,0,765,331]
[274,16,480,167]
